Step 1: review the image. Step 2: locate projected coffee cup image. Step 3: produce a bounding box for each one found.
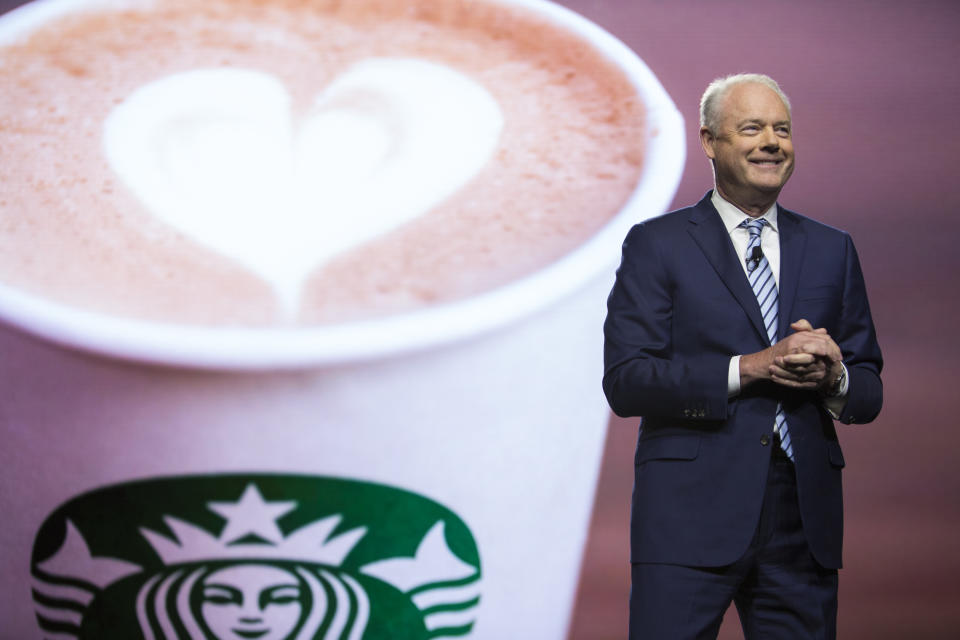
[0,0,683,637]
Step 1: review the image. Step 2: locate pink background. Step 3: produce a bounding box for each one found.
[2,0,957,638]
[555,1,960,638]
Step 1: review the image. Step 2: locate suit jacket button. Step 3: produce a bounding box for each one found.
[760,434,770,446]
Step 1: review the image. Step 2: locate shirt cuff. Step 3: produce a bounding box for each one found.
[728,356,741,397]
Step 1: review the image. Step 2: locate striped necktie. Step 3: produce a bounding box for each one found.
[741,218,794,461]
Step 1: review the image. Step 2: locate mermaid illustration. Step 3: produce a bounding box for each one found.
[134,561,368,639]
[32,483,481,639]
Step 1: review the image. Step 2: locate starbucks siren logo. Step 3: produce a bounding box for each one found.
[31,475,481,639]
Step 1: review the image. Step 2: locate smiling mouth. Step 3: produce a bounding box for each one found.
[232,629,268,639]
[749,158,782,167]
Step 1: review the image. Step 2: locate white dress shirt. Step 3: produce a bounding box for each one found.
[712,191,848,415]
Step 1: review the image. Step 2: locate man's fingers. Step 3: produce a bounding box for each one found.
[799,340,842,361]
[798,342,832,357]
[771,363,827,383]
[790,319,828,337]
[786,320,841,360]
[771,373,821,389]
[770,364,799,380]
[784,331,842,361]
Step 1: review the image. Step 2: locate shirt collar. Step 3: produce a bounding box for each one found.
[711,189,779,235]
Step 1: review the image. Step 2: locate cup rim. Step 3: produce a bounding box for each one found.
[0,0,685,370]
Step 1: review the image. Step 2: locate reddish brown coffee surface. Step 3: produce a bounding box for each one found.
[0,0,644,325]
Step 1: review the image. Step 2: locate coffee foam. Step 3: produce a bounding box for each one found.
[0,0,645,326]
[103,60,504,316]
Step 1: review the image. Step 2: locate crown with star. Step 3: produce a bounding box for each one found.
[140,484,366,566]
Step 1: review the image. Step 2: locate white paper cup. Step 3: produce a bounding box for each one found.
[0,1,684,637]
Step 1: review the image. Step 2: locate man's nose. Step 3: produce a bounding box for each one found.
[759,126,780,150]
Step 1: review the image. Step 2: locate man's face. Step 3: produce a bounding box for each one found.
[700,82,794,208]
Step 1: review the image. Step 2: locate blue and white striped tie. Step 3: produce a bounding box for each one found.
[742,218,794,461]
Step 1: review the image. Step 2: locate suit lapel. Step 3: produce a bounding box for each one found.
[686,194,770,344]
[775,207,806,340]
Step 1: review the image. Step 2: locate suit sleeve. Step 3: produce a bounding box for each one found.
[602,223,730,420]
[834,233,883,424]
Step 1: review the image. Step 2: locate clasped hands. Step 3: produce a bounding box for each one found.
[741,319,844,392]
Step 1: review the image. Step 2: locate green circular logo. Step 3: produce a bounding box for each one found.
[31,474,481,639]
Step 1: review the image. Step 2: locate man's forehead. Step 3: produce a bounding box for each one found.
[719,83,790,122]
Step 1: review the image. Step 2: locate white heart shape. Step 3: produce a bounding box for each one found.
[103,60,504,316]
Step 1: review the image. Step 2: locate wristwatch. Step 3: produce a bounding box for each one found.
[824,366,847,397]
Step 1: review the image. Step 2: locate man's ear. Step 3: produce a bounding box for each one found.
[699,126,716,160]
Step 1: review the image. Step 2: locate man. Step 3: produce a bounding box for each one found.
[602,73,882,639]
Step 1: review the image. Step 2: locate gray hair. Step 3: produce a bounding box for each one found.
[699,73,791,134]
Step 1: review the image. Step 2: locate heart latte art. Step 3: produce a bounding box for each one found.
[0,0,646,326]
[104,61,504,315]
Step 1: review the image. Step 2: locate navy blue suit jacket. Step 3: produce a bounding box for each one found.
[603,192,882,570]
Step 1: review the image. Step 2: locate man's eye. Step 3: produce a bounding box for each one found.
[776,127,791,136]
[741,125,760,134]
